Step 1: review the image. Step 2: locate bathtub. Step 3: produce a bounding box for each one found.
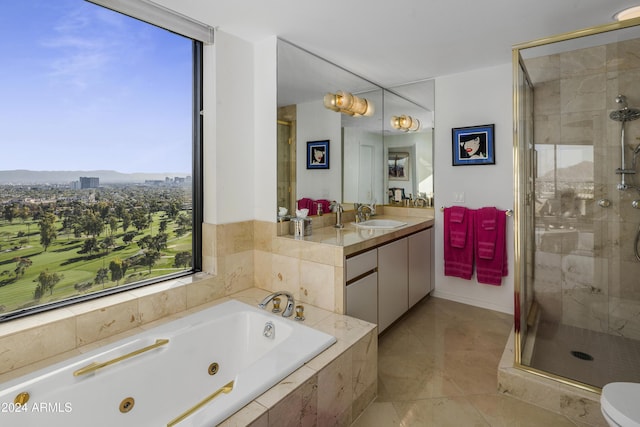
[0,299,336,426]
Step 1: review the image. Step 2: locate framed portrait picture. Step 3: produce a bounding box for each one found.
[306,140,329,169]
[388,152,410,181]
[452,124,495,166]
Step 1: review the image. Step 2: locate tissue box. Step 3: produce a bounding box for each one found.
[290,218,312,236]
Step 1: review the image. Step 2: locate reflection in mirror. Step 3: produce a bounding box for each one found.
[277,39,381,216]
[382,87,433,206]
[276,38,434,220]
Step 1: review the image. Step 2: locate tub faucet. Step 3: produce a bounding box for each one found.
[258,291,295,317]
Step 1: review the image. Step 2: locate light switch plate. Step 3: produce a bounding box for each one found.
[453,192,465,203]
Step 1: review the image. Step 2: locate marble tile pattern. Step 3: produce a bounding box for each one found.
[526,37,640,341]
[352,296,607,427]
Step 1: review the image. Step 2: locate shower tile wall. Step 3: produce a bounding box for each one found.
[527,37,640,340]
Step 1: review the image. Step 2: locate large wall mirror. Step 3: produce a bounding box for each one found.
[277,39,434,218]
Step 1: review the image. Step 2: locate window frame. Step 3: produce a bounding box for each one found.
[0,5,204,322]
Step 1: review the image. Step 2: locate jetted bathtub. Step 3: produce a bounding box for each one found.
[0,299,336,426]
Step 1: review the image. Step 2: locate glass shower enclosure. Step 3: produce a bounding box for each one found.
[514,17,640,391]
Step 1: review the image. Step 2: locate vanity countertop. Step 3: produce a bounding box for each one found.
[279,214,434,256]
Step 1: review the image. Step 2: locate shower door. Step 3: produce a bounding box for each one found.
[514,21,640,390]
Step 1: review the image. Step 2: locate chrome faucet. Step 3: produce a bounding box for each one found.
[258,291,295,317]
[334,203,344,229]
[355,202,376,222]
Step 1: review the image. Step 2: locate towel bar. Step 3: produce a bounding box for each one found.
[440,206,513,216]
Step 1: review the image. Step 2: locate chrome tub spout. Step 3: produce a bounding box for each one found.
[258,291,295,317]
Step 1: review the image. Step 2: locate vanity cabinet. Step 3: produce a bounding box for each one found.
[377,238,409,332]
[345,225,434,334]
[408,228,433,308]
[346,249,378,325]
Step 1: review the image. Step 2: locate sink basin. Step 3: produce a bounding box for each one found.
[353,219,408,229]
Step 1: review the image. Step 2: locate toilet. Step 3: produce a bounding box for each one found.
[601,382,640,427]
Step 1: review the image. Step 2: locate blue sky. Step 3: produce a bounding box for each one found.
[0,1,192,174]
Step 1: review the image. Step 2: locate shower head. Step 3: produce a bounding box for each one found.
[610,94,640,121]
[610,108,640,122]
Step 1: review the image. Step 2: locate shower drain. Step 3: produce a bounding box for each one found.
[570,350,594,361]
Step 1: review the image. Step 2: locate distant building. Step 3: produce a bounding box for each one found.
[70,180,81,190]
[79,177,99,189]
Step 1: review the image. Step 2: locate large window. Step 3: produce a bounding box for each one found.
[0,0,203,320]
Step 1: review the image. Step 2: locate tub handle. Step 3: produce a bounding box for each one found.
[167,380,235,426]
[73,338,169,377]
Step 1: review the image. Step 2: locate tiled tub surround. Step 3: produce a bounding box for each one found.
[0,288,378,426]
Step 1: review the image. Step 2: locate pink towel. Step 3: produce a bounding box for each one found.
[444,207,474,280]
[448,206,467,248]
[475,207,508,286]
[297,198,313,212]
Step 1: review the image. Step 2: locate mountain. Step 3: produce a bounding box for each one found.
[0,170,190,185]
[538,161,593,182]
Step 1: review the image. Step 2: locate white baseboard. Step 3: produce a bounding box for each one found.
[431,289,513,315]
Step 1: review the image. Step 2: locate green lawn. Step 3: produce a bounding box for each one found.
[0,212,192,314]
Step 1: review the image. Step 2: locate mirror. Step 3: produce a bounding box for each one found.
[277,39,434,218]
[382,86,434,205]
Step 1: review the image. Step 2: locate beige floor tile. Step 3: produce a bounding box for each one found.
[393,397,490,427]
[351,402,402,427]
[468,394,578,427]
[351,296,588,427]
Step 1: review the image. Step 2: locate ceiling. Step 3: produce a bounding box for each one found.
[157,0,640,87]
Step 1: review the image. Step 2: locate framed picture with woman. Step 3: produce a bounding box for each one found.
[451,124,495,166]
[306,140,330,169]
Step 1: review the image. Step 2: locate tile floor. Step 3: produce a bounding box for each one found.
[351,296,596,426]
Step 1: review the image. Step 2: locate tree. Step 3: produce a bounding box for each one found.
[175,213,192,236]
[82,237,99,255]
[108,215,119,235]
[122,231,137,245]
[19,205,31,241]
[95,267,109,288]
[38,212,57,251]
[141,250,161,273]
[34,270,62,299]
[121,211,131,232]
[82,211,104,238]
[132,208,150,232]
[101,235,115,254]
[109,259,126,285]
[138,233,167,252]
[13,257,32,278]
[174,251,192,269]
[3,204,17,223]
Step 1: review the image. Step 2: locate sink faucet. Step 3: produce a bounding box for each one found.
[258,291,295,317]
[356,202,376,222]
[334,203,344,229]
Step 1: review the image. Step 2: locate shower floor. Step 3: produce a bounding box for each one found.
[529,320,640,388]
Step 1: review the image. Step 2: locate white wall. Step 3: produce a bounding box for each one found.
[433,63,514,314]
[296,100,342,203]
[253,37,277,221]
[203,31,278,224]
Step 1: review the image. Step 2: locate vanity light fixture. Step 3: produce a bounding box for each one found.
[323,90,374,117]
[614,5,640,21]
[390,115,421,132]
